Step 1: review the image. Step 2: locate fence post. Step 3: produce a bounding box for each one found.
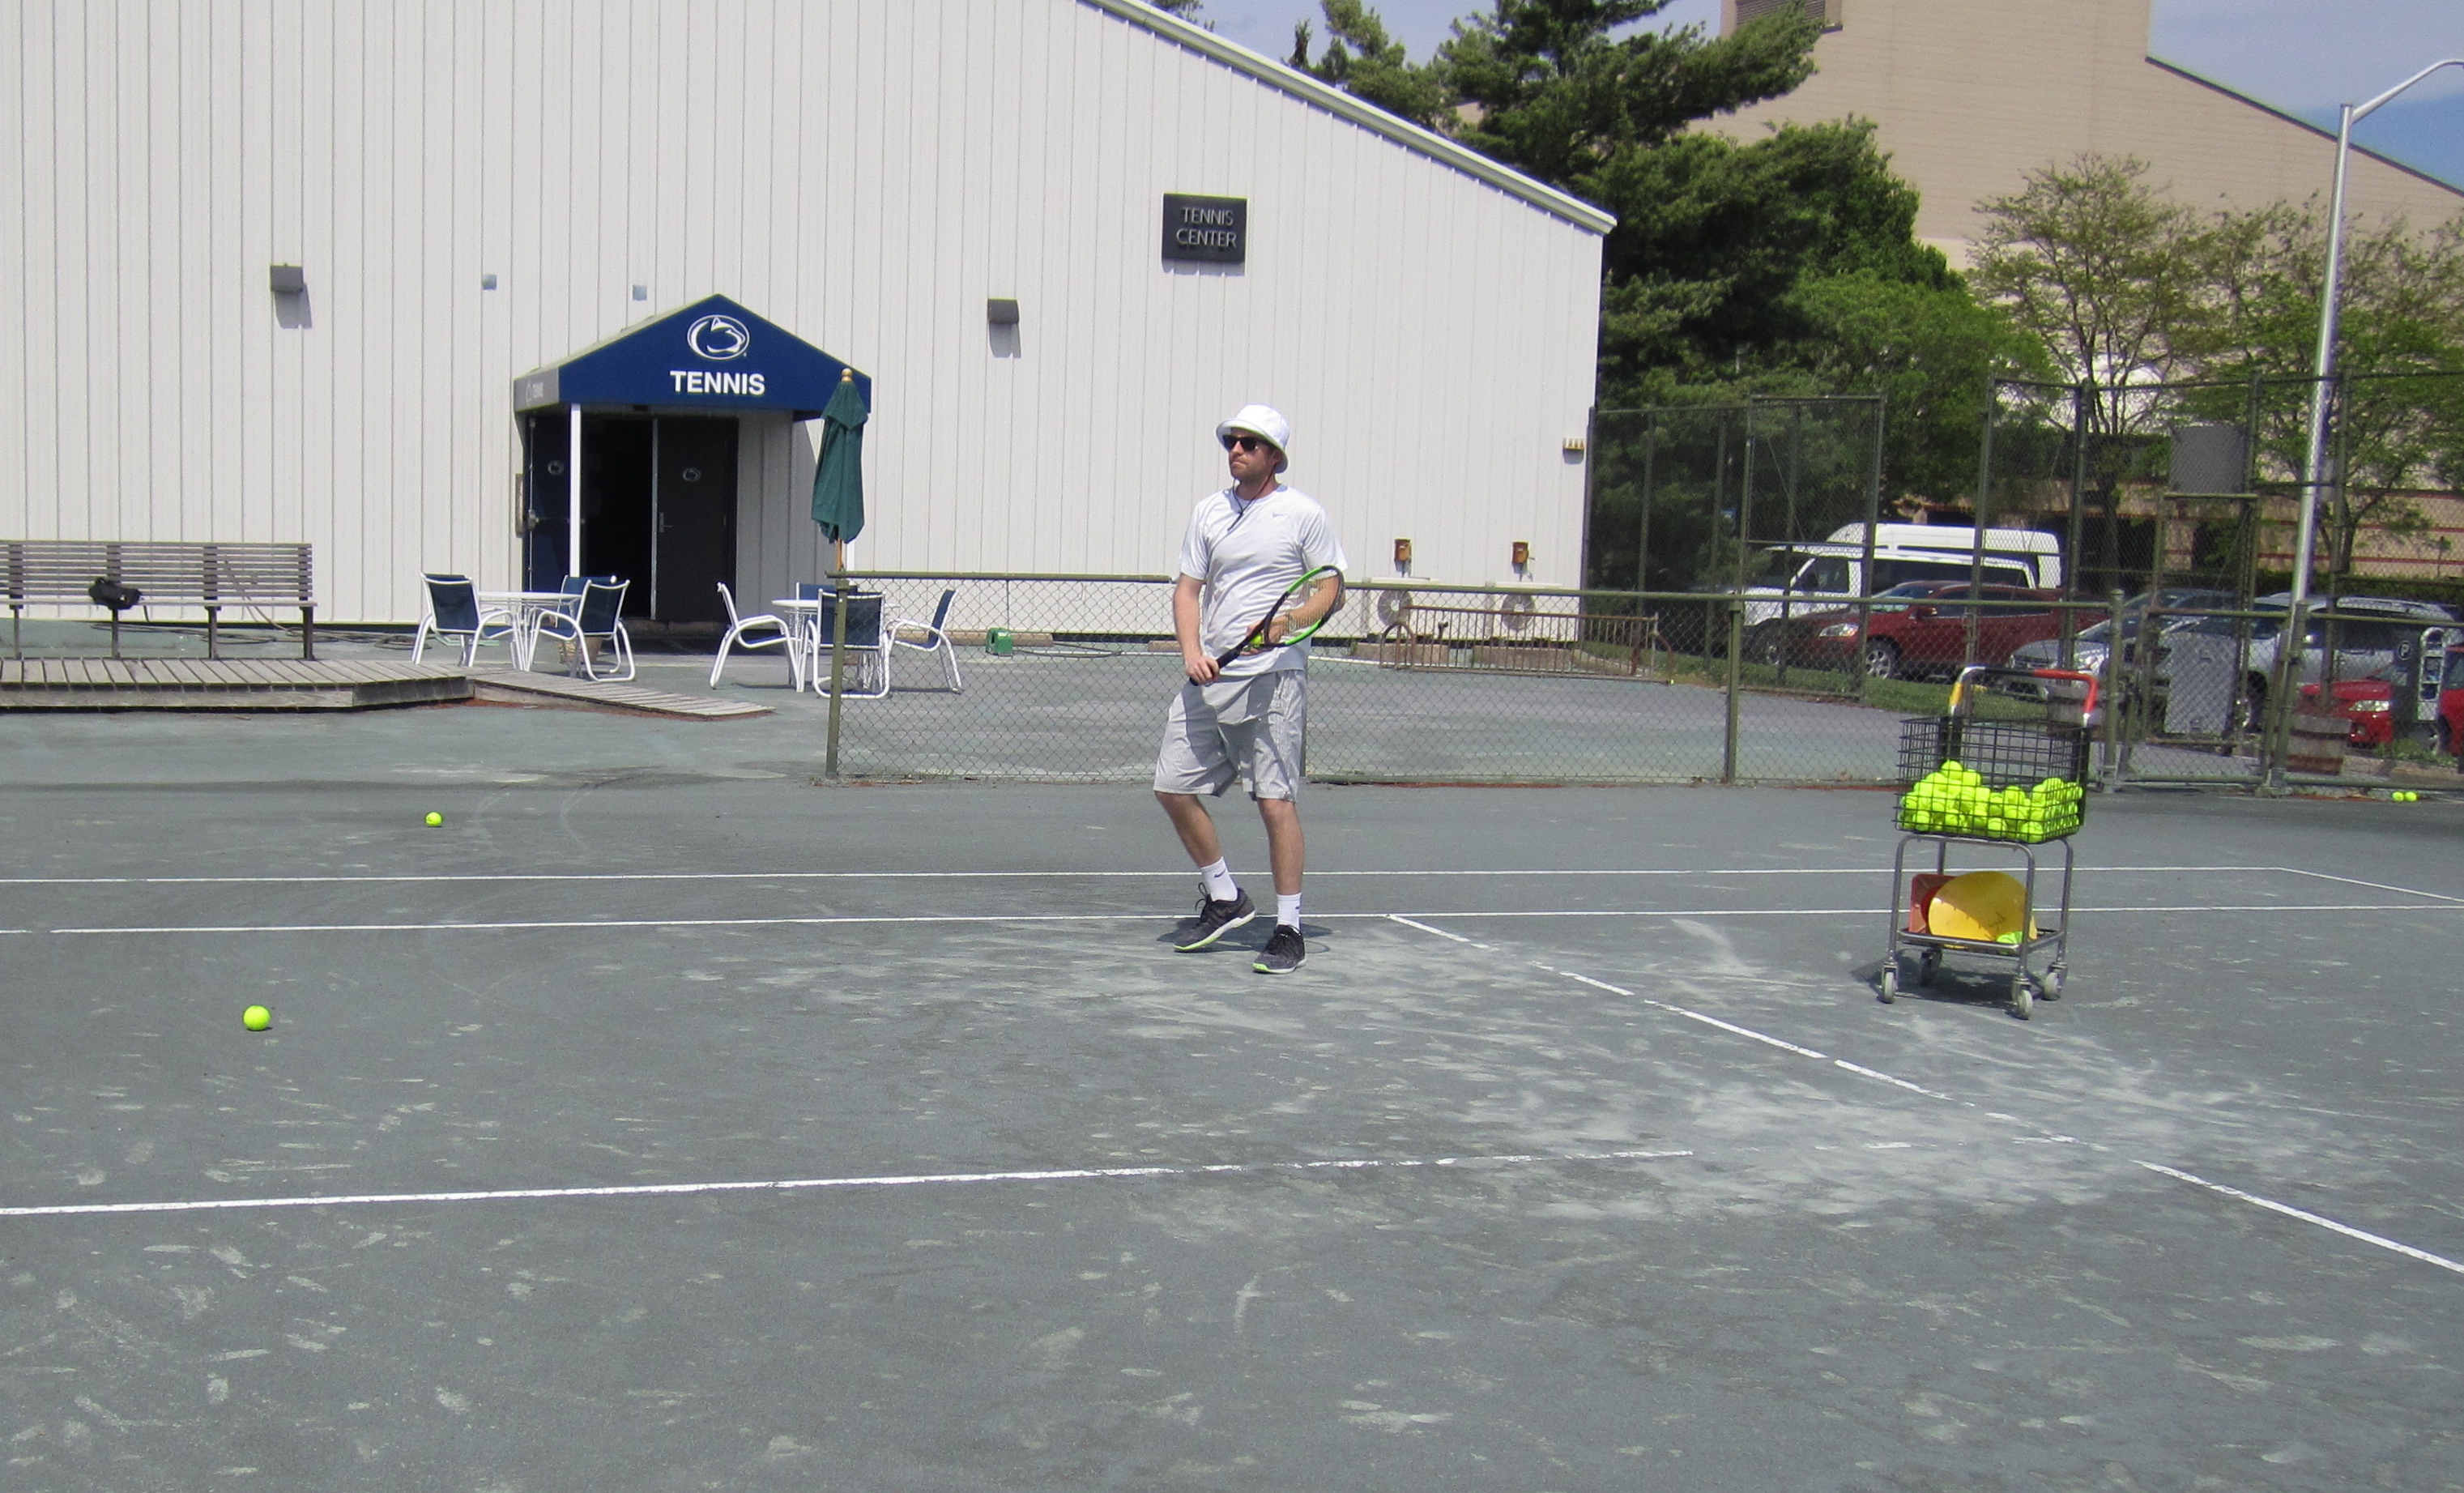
[823,576,851,779]
[2097,590,2125,787]
[1722,599,1742,784]
[2061,382,2088,668]
[1854,398,1884,697]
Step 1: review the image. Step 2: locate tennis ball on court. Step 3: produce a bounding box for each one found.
[242,1005,272,1032]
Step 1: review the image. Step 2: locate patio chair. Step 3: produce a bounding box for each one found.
[807,589,887,698]
[525,574,617,669]
[412,574,519,668]
[710,582,804,689]
[530,578,635,681]
[889,587,964,693]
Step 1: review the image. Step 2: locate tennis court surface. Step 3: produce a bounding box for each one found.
[3,705,2462,1490]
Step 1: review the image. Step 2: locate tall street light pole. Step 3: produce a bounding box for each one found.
[2275,58,2463,791]
[2290,58,2464,627]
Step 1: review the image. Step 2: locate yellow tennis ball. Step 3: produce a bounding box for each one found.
[424,812,444,827]
[242,1005,272,1032]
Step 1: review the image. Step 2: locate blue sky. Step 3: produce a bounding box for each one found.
[1192,0,2464,190]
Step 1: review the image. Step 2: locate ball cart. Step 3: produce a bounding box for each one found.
[1879,666,2099,1020]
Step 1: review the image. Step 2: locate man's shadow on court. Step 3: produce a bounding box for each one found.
[1153,919,1332,954]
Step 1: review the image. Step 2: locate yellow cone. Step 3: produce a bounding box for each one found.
[1926,870,2038,942]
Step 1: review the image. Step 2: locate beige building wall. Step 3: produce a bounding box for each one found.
[0,0,1605,624]
[1712,0,2464,262]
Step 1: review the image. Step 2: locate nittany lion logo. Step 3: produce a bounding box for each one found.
[685,314,752,361]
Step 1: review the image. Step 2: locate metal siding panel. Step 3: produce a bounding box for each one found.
[51,0,92,540]
[0,5,37,539]
[11,0,1605,618]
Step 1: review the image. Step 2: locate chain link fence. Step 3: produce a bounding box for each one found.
[803,373,2462,789]
[1968,370,2464,788]
[815,574,2086,786]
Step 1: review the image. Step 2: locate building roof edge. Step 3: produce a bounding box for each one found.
[1078,0,1616,235]
[2145,56,2464,202]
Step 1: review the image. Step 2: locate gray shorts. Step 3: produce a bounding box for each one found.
[1154,669,1307,800]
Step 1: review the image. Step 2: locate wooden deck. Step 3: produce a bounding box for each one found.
[0,658,467,710]
[468,671,772,719]
[0,659,771,719]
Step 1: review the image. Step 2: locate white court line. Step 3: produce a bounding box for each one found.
[0,1148,1693,1220]
[2134,1162,2464,1277]
[0,863,2365,888]
[1383,914,2464,1283]
[1385,915,1494,949]
[2276,867,2464,905]
[1548,966,1962,1099]
[47,902,2463,936]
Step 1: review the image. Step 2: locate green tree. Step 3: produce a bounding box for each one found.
[1974,154,2464,584]
[1970,156,2215,438]
[1290,2,1449,127]
[2197,207,2464,580]
[1438,0,1822,186]
[1144,0,1207,21]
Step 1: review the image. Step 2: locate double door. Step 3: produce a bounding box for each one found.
[522,414,737,622]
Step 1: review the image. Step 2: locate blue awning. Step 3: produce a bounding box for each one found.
[512,295,870,420]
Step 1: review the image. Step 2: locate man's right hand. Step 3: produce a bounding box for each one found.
[1183,651,1221,685]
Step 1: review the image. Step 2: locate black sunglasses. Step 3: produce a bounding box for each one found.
[1222,433,1273,453]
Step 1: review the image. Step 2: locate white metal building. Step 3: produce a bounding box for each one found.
[2,0,1610,625]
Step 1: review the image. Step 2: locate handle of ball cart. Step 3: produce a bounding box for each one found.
[1946,665,2100,727]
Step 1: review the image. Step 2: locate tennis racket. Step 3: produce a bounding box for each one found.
[1189,565,1345,680]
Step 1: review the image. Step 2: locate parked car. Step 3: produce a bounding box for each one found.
[2434,642,2464,761]
[1737,523,2063,625]
[2153,593,2460,736]
[2006,588,2240,680]
[2297,675,2399,749]
[1742,580,2064,680]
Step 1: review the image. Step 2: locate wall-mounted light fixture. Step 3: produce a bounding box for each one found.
[1561,436,1586,454]
[1392,538,1413,575]
[1511,541,1531,574]
[481,273,498,291]
[632,284,647,301]
[268,264,306,295]
[987,297,1020,326]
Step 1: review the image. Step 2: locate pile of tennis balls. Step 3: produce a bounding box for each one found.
[1897,761,2083,841]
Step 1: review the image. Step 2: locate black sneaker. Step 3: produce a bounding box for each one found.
[1253,924,1307,974]
[1173,890,1255,952]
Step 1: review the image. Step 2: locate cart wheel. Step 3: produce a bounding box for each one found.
[2010,974,2033,1021]
[1878,964,1899,1004]
[2040,966,2064,1000]
[1916,948,1939,986]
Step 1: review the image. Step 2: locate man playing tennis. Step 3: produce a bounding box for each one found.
[1156,403,1348,974]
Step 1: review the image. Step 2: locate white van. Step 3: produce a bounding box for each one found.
[1740,524,2064,625]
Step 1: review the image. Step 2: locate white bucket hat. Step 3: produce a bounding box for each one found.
[1215,403,1291,471]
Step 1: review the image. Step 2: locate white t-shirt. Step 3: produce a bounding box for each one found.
[1176,484,1349,677]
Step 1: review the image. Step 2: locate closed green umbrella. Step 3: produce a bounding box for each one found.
[811,370,869,568]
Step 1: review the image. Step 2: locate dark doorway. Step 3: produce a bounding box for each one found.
[521,413,570,591]
[580,417,656,611]
[651,417,738,623]
[533,415,736,621]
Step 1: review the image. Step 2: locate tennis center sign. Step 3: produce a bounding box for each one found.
[1162,194,1246,264]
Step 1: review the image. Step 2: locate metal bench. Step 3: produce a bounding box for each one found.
[0,541,316,659]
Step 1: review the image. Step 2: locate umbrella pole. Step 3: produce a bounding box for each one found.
[825,539,849,778]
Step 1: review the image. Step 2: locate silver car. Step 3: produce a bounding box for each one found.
[2006,588,2238,679]
[2157,594,2460,733]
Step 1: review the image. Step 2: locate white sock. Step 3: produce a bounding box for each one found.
[1200,859,1238,902]
[1277,893,1302,929]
